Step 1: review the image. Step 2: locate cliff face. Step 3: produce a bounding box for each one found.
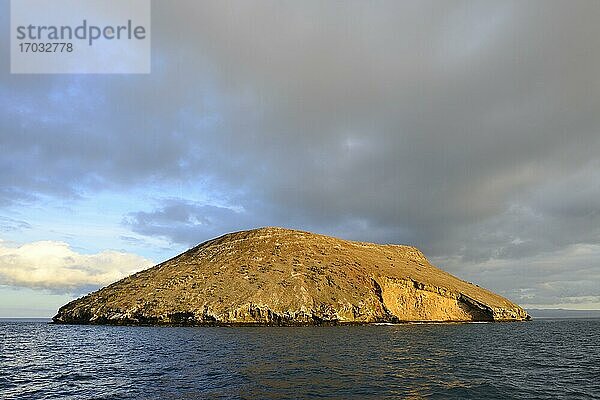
[53,227,529,325]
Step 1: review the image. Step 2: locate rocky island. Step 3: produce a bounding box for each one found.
[53,227,529,325]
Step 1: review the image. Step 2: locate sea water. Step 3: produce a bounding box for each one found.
[1,319,599,399]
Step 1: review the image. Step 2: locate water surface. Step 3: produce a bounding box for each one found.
[1,319,599,399]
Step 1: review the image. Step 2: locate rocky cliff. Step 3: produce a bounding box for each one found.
[53,227,529,325]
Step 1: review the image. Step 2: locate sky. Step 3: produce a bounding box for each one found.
[1,0,600,317]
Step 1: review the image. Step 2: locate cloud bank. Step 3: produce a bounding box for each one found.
[0,239,153,293]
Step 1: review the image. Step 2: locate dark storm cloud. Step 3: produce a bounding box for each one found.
[2,0,600,305]
[134,0,600,254]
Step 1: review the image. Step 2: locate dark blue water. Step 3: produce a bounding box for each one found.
[1,319,599,399]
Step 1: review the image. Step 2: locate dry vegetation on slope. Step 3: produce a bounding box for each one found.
[53,227,529,325]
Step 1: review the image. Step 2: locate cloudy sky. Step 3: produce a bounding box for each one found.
[1,0,600,317]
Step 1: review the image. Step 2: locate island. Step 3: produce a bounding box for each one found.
[53,227,529,325]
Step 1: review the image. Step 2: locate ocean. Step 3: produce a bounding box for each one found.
[1,319,599,399]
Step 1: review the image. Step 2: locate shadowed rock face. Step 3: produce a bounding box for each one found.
[53,227,529,325]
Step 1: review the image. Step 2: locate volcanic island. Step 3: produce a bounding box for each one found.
[53,227,529,325]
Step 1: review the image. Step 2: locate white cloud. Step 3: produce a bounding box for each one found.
[0,239,153,292]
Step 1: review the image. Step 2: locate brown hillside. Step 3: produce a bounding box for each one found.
[53,227,529,325]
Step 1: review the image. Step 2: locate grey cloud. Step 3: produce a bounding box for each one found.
[147,1,600,255]
[451,243,600,307]
[124,199,260,246]
[123,196,408,248]
[438,164,600,264]
[2,1,600,305]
